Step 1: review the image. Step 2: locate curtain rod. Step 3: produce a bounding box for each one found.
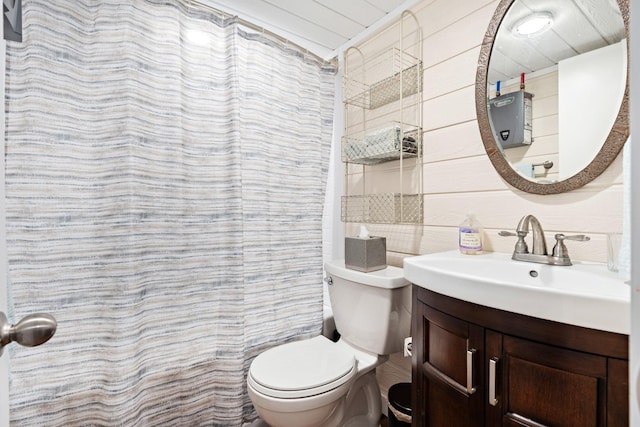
[186,0,337,66]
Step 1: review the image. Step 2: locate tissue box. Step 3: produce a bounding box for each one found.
[345,236,387,272]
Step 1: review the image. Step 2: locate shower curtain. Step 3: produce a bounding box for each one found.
[4,1,335,425]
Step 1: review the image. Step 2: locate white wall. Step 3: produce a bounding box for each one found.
[629,0,639,421]
[344,0,623,267]
[559,40,627,180]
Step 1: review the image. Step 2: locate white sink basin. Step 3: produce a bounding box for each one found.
[403,250,630,334]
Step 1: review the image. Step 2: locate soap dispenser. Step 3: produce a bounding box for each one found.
[459,213,483,255]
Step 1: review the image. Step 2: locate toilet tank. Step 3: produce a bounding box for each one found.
[324,260,411,355]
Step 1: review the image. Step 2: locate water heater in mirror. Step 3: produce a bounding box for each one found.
[489,90,533,149]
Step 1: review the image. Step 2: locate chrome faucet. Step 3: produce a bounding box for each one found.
[499,214,590,266]
[516,214,547,255]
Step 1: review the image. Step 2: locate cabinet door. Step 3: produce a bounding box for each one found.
[607,358,629,426]
[413,302,484,427]
[494,335,607,427]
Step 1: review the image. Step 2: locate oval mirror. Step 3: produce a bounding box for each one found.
[476,0,629,195]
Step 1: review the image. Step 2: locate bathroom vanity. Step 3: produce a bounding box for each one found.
[404,251,630,427]
[411,286,628,427]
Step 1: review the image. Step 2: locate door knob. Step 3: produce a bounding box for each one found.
[0,311,57,357]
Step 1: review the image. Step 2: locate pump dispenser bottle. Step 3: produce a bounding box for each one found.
[459,213,483,255]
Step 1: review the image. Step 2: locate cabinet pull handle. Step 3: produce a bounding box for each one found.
[466,349,476,395]
[489,357,499,406]
[423,362,470,396]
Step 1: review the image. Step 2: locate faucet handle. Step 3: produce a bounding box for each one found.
[552,233,590,259]
[499,230,529,254]
[556,234,590,242]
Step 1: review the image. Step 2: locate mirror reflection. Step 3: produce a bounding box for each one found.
[487,0,626,183]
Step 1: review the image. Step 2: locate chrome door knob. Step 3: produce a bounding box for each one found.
[0,311,57,357]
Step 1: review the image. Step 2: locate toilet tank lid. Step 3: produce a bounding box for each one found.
[324,260,409,289]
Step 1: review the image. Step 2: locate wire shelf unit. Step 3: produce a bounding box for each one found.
[341,193,423,224]
[342,124,422,165]
[341,10,423,225]
[343,48,423,110]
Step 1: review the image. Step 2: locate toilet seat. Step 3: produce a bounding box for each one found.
[248,336,357,399]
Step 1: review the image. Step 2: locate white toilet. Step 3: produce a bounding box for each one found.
[247,259,411,427]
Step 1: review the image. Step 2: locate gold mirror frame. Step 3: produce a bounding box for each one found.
[475,0,629,195]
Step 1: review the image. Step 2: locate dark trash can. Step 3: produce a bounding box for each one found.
[388,382,412,426]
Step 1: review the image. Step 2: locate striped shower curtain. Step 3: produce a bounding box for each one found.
[4,1,335,425]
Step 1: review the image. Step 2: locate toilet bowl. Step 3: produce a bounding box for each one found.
[247,260,411,427]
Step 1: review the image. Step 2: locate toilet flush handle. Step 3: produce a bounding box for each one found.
[324,276,333,286]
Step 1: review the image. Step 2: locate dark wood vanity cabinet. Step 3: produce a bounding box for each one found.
[412,286,629,427]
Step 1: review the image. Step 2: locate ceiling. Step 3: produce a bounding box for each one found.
[489,0,626,85]
[199,0,418,60]
[196,0,626,74]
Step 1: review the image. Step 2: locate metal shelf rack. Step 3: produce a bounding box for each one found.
[341,10,423,225]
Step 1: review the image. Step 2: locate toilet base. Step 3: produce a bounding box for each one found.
[340,370,381,427]
[248,370,382,427]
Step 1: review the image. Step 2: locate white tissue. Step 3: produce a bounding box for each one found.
[358,224,370,239]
